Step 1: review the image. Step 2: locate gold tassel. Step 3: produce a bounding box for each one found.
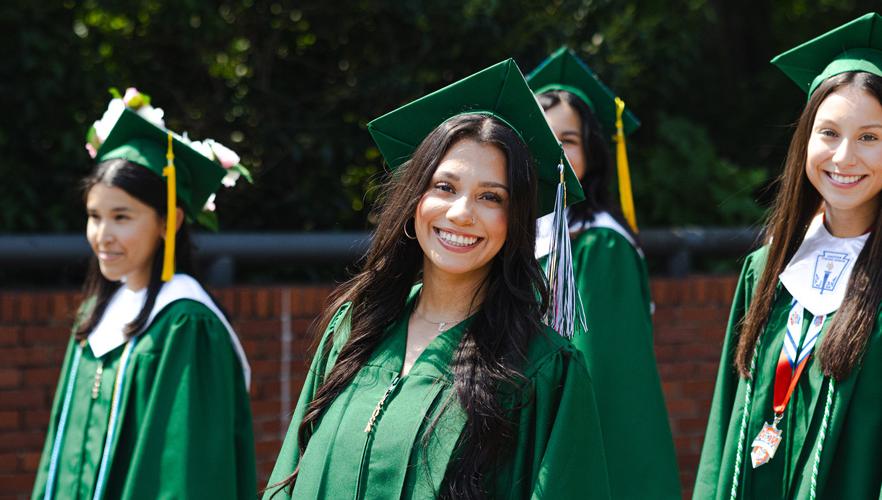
[161,132,176,281]
[614,97,638,233]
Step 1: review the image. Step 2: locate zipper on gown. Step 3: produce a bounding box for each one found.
[354,375,402,500]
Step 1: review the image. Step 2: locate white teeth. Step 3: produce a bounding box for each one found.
[829,172,863,184]
[437,229,479,247]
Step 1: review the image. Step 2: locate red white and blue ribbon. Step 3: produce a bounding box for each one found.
[774,301,825,415]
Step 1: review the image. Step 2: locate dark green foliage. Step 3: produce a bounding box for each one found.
[1,0,878,233]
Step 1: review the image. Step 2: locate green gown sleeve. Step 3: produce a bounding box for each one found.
[263,304,351,500]
[31,337,77,498]
[692,250,763,499]
[496,341,611,499]
[572,228,681,499]
[104,301,256,499]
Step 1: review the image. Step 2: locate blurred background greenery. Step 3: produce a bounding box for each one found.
[1,1,878,245]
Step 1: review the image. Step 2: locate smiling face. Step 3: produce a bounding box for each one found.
[806,84,882,236]
[544,101,586,180]
[414,138,509,283]
[86,183,164,290]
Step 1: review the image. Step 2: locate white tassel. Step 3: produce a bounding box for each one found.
[543,160,588,338]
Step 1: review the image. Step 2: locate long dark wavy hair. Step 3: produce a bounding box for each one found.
[271,114,549,498]
[75,158,194,340]
[735,71,882,381]
[537,89,636,241]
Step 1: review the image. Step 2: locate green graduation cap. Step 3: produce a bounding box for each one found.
[772,12,882,96]
[527,47,641,233]
[526,46,640,137]
[96,108,227,220]
[367,58,584,216]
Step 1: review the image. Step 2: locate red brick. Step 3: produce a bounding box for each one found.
[254,289,271,318]
[19,452,41,472]
[0,432,44,451]
[237,289,254,318]
[292,318,315,337]
[0,295,16,323]
[33,296,50,324]
[676,305,729,325]
[255,380,282,400]
[0,453,16,473]
[0,370,21,389]
[251,360,280,378]
[680,380,716,399]
[0,412,18,430]
[22,367,60,387]
[0,390,42,410]
[0,327,19,346]
[665,398,700,418]
[676,343,725,361]
[23,410,50,430]
[255,439,282,457]
[251,399,281,416]
[270,289,282,317]
[673,416,710,437]
[18,295,34,322]
[697,362,721,378]
[0,348,27,367]
[235,319,280,339]
[657,362,695,381]
[21,326,69,345]
[290,289,305,316]
[0,472,35,494]
[661,381,681,399]
[215,289,236,314]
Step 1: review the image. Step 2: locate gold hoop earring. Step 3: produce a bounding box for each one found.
[403,218,417,240]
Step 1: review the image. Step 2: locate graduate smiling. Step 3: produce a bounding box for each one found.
[263,59,611,499]
[32,89,256,500]
[695,12,882,500]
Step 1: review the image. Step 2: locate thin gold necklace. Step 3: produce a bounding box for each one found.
[412,297,468,332]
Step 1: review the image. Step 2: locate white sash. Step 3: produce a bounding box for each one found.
[88,274,250,388]
[535,209,639,259]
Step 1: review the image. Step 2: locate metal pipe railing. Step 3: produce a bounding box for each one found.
[0,228,760,284]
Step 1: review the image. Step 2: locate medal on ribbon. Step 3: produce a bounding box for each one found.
[750,417,783,468]
[750,303,825,468]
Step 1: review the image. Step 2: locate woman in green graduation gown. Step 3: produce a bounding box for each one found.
[32,89,256,499]
[695,13,882,499]
[263,60,610,499]
[526,47,681,499]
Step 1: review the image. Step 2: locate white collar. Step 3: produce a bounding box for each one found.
[779,213,869,317]
[535,209,639,259]
[87,274,251,388]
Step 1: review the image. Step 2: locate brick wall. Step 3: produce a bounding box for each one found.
[0,276,736,500]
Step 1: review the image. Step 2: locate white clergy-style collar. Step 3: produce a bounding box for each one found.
[87,273,251,388]
[535,209,640,259]
[779,213,870,317]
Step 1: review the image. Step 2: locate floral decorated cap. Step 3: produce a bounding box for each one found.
[87,88,250,222]
[772,12,882,97]
[526,46,639,137]
[87,88,251,281]
[367,58,583,216]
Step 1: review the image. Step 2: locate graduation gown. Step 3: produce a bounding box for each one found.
[537,212,681,499]
[694,247,882,499]
[263,286,611,499]
[32,276,256,500]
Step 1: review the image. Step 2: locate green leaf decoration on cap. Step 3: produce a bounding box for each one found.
[367,58,584,217]
[771,12,882,96]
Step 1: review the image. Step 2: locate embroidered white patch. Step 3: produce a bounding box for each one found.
[779,213,869,317]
